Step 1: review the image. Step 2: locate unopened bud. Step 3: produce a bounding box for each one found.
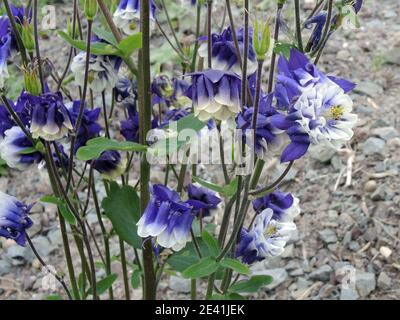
[21,22,35,53]
[23,67,41,96]
[85,0,98,21]
[253,20,271,61]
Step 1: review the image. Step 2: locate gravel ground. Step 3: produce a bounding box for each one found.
[0,0,399,300]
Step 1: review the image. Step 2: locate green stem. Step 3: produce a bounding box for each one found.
[33,0,45,92]
[119,238,131,300]
[191,279,197,300]
[206,0,213,68]
[139,0,157,300]
[191,3,202,72]
[294,0,304,52]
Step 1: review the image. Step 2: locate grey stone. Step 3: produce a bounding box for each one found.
[386,49,400,65]
[289,269,304,277]
[364,180,377,193]
[31,235,52,258]
[169,276,191,293]
[0,259,12,276]
[371,184,386,201]
[362,137,385,156]
[28,214,42,237]
[296,277,312,291]
[340,287,359,300]
[349,241,361,252]
[356,272,376,297]
[5,245,33,265]
[319,229,338,244]
[377,272,391,290]
[309,265,332,282]
[309,145,336,163]
[371,126,399,141]
[252,268,288,290]
[47,228,63,246]
[354,81,383,97]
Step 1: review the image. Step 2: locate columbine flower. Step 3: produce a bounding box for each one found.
[0,17,12,89]
[252,190,300,222]
[92,150,126,179]
[236,94,284,160]
[0,192,33,246]
[152,75,191,108]
[10,5,32,25]
[0,126,42,170]
[186,69,241,122]
[71,37,121,93]
[198,27,257,75]
[272,49,357,162]
[114,77,136,102]
[236,208,297,264]
[113,0,157,35]
[137,184,193,251]
[21,91,73,141]
[68,101,102,153]
[186,184,221,217]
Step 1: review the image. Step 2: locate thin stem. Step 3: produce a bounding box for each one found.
[27,234,73,300]
[241,0,249,107]
[294,0,304,52]
[101,91,110,138]
[191,279,197,300]
[217,123,230,184]
[119,238,131,300]
[191,3,202,72]
[207,1,213,68]
[160,0,185,55]
[155,18,187,62]
[33,0,45,93]
[267,4,283,93]
[139,0,157,300]
[311,0,333,59]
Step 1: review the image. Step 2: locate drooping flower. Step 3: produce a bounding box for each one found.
[113,0,157,35]
[92,150,126,179]
[114,77,136,102]
[0,126,42,170]
[198,27,257,75]
[186,69,242,122]
[252,190,300,222]
[152,76,191,108]
[236,208,297,264]
[68,100,102,153]
[236,94,284,160]
[0,192,33,246]
[137,184,194,251]
[304,11,328,52]
[71,37,121,93]
[10,5,32,25]
[186,184,221,217]
[20,91,73,141]
[272,49,357,162]
[0,17,12,88]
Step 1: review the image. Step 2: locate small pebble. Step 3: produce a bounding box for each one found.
[379,246,392,258]
[364,180,377,193]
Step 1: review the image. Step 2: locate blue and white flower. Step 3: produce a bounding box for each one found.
[0,126,42,170]
[186,69,242,122]
[0,192,33,246]
[236,208,297,264]
[137,184,194,251]
[272,49,357,162]
[113,0,157,35]
[198,27,257,75]
[92,150,127,180]
[71,50,120,93]
[186,184,221,217]
[23,91,73,141]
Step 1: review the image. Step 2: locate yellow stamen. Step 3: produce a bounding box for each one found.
[330,105,344,120]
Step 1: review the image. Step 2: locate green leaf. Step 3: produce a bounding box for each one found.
[58,31,120,56]
[76,137,147,161]
[18,147,38,155]
[273,42,294,59]
[192,176,238,198]
[40,196,76,225]
[220,258,250,275]
[148,114,206,157]
[182,257,219,279]
[118,33,142,57]
[201,230,220,257]
[101,182,141,248]
[92,26,118,46]
[87,273,118,296]
[229,275,273,293]
[130,265,141,289]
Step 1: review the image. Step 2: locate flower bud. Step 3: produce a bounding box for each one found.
[253,20,271,61]
[21,22,35,53]
[23,68,41,96]
[85,0,98,21]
